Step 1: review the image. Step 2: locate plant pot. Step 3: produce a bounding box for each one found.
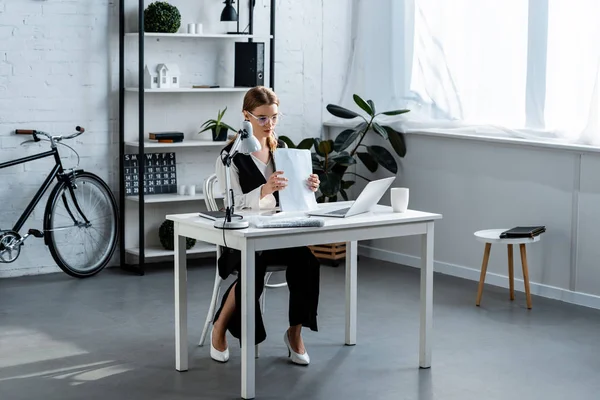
[308,242,346,267]
[159,220,196,250]
[212,127,228,142]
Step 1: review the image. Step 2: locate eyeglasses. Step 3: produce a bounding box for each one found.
[247,111,279,127]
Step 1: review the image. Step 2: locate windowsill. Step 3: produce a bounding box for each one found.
[323,120,600,155]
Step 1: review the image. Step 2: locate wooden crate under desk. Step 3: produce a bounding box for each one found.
[309,242,346,265]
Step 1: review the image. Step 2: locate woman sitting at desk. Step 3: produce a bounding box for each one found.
[212,86,321,366]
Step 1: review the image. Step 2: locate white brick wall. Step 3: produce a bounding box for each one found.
[0,0,118,277]
[0,0,351,278]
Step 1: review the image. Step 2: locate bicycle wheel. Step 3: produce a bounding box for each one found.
[44,172,118,278]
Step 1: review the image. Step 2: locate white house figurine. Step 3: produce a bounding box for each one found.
[144,64,181,89]
[143,65,158,89]
[156,63,181,89]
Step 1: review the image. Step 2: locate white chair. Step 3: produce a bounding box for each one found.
[198,173,287,348]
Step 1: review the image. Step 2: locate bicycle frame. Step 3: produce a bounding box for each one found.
[0,148,65,233]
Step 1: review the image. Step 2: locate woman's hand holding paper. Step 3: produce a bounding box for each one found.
[261,170,288,198]
[307,174,320,192]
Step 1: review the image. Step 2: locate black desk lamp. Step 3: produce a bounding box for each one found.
[220,0,256,35]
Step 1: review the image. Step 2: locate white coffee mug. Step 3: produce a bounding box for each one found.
[187,185,196,196]
[187,23,196,34]
[178,185,186,195]
[195,23,203,35]
[390,187,409,213]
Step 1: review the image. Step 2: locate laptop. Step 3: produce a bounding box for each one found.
[307,177,395,218]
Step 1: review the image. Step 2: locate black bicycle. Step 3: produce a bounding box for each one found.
[0,126,119,278]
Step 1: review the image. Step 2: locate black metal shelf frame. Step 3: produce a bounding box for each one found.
[118,0,276,275]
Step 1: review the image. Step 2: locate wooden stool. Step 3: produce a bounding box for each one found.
[474,229,541,309]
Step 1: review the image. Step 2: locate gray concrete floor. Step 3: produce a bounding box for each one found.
[1,257,599,400]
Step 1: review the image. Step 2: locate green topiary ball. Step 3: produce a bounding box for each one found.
[144,1,181,33]
[159,220,195,251]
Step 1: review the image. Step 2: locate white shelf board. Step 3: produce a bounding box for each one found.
[126,32,273,39]
[126,243,216,258]
[126,193,223,203]
[125,87,249,93]
[125,140,226,149]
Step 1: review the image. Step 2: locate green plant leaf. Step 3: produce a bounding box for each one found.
[326,104,362,119]
[381,109,411,116]
[353,94,373,116]
[312,163,325,173]
[333,129,355,152]
[340,188,349,201]
[313,138,323,156]
[221,122,236,132]
[325,159,337,172]
[341,180,355,189]
[201,119,217,128]
[217,108,225,121]
[383,126,407,157]
[279,135,296,148]
[334,122,367,152]
[367,145,397,174]
[357,152,378,172]
[312,153,325,172]
[318,139,334,155]
[330,152,356,166]
[318,171,341,197]
[198,126,212,134]
[367,100,376,114]
[371,122,388,139]
[297,138,314,150]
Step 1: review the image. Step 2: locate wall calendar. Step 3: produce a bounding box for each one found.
[124,152,177,195]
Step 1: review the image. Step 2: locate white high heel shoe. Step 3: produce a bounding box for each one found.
[210,329,229,363]
[284,330,310,365]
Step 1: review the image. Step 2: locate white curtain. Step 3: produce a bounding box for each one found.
[339,0,600,145]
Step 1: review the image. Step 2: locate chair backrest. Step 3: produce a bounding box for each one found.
[204,173,219,212]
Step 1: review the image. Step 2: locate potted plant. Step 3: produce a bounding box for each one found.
[199,107,236,141]
[280,94,410,202]
[280,94,410,266]
[144,1,182,33]
[159,220,196,250]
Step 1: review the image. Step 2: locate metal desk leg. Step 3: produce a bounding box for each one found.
[241,239,256,399]
[174,224,188,371]
[345,240,357,345]
[420,222,434,368]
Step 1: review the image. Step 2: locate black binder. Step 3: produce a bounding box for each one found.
[500,226,546,239]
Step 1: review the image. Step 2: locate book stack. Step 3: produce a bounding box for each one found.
[149,131,184,143]
[499,226,546,239]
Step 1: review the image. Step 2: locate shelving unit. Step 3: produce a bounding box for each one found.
[125,32,272,39]
[125,192,223,204]
[124,87,250,93]
[124,139,226,148]
[118,0,277,274]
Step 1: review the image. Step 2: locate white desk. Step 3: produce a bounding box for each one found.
[167,204,442,399]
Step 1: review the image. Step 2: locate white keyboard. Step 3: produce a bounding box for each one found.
[253,217,324,229]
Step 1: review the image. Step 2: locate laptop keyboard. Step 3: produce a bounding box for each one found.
[327,207,351,215]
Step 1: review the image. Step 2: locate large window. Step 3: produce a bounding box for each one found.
[342,0,600,145]
[409,0,600,143]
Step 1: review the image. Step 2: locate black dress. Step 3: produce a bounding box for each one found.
[213,140,321,345]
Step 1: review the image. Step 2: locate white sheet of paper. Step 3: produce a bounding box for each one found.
[273,148,318,212]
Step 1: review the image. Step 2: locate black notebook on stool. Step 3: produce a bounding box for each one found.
[500,226,546,238]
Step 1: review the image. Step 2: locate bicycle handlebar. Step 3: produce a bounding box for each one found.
[14,126,85,142]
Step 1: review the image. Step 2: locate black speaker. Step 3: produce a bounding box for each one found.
[234,42,264,87]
